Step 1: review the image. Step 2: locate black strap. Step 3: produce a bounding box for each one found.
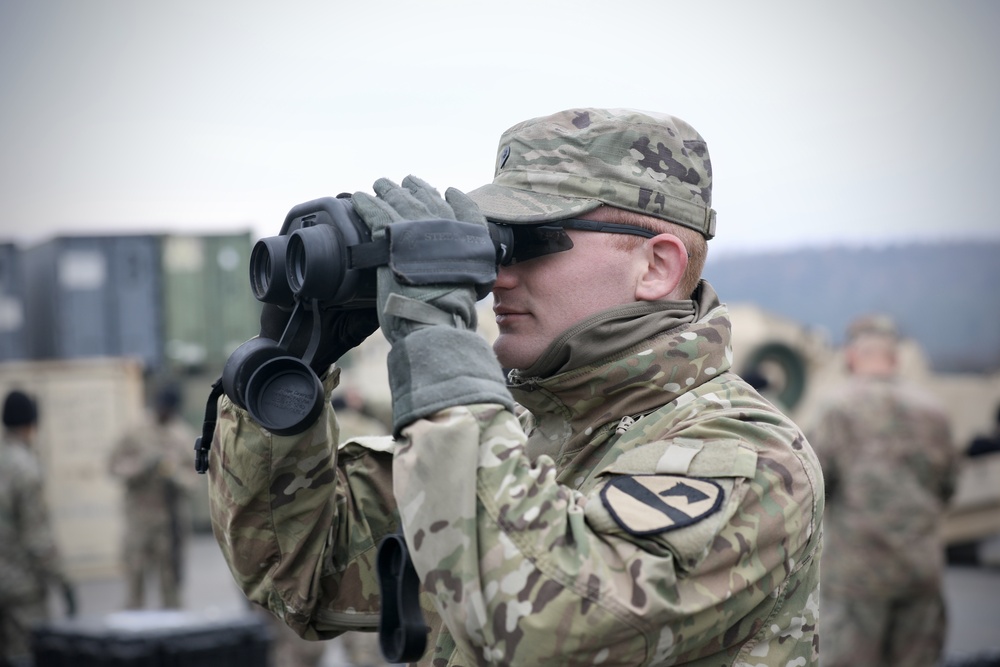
[194,378,225,474]
[386,219,496,289]
[348,221,497,292]
[349,238,391,269]
[377,532,429,662]
[301,299,323,369]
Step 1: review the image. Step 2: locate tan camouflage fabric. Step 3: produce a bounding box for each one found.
[254,401,393,667]
[808,376,959,667]
[109,411,199,609]
[332,404,394,666]
[208,281,824,666]
[467,108,717,238]
[0,436,66,662]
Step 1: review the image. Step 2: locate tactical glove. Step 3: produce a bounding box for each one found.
[352,176,513,435]
[352,176,485,342]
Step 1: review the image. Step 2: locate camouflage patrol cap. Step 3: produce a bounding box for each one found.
[846,313,899,342]
[467,108,717,239]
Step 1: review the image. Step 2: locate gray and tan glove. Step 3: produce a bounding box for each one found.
[352,176,513,435]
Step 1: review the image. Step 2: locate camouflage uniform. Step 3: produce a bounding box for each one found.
[0,435,67,665]
[263,401,393,667]
[809,374,958,667]
[208,281,823,666]
[109,410,199,609]
[208,107,824,666]
[334,402,394,667]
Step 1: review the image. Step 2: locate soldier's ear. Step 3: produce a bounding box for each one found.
[634,234,687,302]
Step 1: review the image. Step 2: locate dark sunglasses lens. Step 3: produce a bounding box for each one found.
[508,225,574,263]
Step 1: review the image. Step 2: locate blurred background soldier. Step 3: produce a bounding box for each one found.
[0,389,76,667]
[108,383,198,610]
[809,315,960,667]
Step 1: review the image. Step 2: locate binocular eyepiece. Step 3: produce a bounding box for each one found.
[224,195,514,436]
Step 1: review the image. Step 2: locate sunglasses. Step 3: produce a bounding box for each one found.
[493,218,659,266]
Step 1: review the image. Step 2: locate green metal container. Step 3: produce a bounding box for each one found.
[161,232,260,373]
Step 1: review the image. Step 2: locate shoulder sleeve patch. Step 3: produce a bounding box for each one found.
[599,474,723,536]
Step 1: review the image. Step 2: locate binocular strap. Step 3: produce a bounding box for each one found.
[376,532,429,662]
[194,378,225,474]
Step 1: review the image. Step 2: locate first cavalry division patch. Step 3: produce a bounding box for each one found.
[600,475,723,536]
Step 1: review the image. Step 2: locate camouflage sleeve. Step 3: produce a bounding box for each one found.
[18,464,67,585]
[108,427,160,482]
[208,369,400,639]
[395,403,822,664]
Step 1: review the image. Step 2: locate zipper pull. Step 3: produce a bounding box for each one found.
[616,415,636,435]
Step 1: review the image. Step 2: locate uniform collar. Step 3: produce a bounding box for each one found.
[508,281,733,454]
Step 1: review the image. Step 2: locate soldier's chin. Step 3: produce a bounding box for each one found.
[493,335,543,373]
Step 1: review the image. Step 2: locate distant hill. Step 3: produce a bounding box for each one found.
[703,240,1000,374]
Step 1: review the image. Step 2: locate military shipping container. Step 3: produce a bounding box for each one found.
[23,235,163,371]
[0,242,27,362]
[160,231,259,372]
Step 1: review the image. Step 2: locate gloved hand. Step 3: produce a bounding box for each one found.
[352,176,513,435]
[61,580,78,618]
[258,302,379,375]
[351,175,485,345]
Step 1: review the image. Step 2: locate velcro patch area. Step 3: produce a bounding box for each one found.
[600,475,723,536]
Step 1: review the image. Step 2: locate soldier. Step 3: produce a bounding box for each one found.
[208,108,825,665]
[809,315,959,667]
[109,383,198,610]
[0,389,76,667]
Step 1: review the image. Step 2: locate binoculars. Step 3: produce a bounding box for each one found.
[250,195,378,311]
[222,195,515,435]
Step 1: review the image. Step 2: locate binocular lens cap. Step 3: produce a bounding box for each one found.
[245,356,325,436]
[222,337,286,411]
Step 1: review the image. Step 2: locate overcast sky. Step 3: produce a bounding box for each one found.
[1,1,998,256]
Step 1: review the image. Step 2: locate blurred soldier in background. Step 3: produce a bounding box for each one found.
[331,386,390,444]
[809,314,960,667]
[0,389,76,667]
[108,383,198,610]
